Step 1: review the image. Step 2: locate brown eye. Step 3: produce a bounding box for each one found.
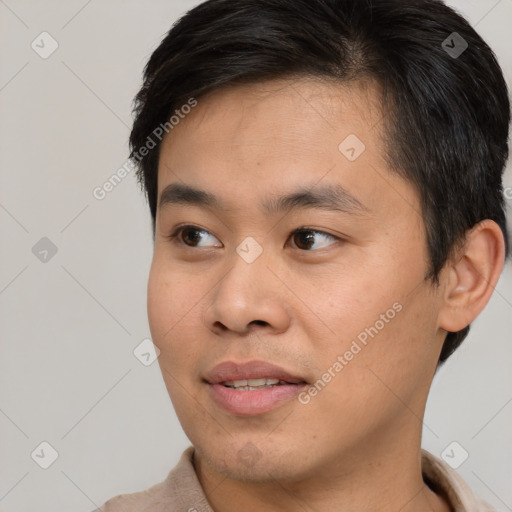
[290,229,338,251]
[169,225,222,248]
[181,227,204,246]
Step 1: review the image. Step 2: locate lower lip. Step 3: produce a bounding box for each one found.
[208,383,306,415]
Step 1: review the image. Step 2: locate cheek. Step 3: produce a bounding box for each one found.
[147,260,192,349]
[312,251,439,395]
[147,258,209,375]
[322,287,440,414]
[318,265,400,344]
[147,262,169,338]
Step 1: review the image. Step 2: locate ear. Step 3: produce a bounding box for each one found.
[438,220,506,333]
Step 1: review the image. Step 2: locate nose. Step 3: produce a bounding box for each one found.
[203,250,291,336]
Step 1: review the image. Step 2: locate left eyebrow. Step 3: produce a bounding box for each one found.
[158,182,371,216]
[262,184,370,216]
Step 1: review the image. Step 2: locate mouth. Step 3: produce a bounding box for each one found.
[205,360,308,415]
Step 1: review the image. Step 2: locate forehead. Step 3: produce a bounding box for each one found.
[163,76,383,155]
[156,77,415,219]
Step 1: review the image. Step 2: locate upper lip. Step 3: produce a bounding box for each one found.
[205,360,307,385]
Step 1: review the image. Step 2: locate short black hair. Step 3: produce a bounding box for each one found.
[129,0,510,364]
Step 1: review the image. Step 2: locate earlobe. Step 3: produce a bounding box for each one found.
[438,220,505,333]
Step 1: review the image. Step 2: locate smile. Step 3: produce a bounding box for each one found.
[205,361,308,415]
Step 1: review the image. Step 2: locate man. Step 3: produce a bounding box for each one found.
[100,0,509,510]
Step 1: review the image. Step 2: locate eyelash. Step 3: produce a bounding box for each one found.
[166,224,341,252]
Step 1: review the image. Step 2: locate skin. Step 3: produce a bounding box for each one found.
[147,77,505,512]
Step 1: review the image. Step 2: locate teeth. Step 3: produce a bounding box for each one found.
[223,378,281,389]
[230,379,248,386]
[247,378,268,386]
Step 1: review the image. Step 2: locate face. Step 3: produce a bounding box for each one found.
[148,77,447,484]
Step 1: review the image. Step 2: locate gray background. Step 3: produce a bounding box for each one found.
[0,0,511,510]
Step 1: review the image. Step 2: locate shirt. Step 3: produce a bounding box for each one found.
[99,447,494,512]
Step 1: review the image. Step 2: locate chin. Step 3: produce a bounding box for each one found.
[195,439,314,484]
